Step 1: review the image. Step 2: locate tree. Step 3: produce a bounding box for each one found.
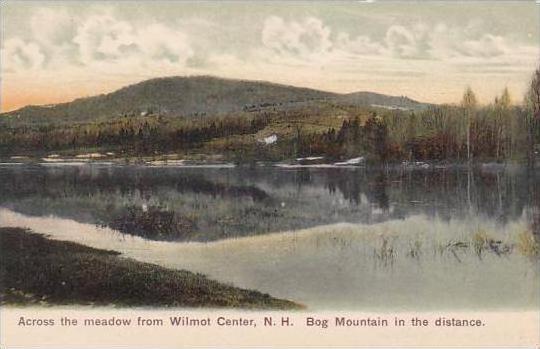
[525,66,540,166]
[364,113,389,163]
[524,66,540,242]
[461,86,477,163]
[493,88,512,160]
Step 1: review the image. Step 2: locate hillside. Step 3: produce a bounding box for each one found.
[0,76,427,126]
[339,92,424,110]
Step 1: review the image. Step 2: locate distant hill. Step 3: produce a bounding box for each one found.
[0,76,428,125]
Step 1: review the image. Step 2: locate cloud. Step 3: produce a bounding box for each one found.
[73,13,139,64]
[335,32,384,55]
[30,8,75,47]
[1,38,45,72]
[261,16,332,59]
[385,25,421,58]
[259,15,520,64]
[428,23,509,59]
[0,7,198,89]
[460,34,507,57]
[137,24,193,64]
[2,8,531,74]
[67,11,194,67]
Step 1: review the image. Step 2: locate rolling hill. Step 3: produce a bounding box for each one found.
[0,76,427,126]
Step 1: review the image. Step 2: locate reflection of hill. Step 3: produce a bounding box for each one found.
[0,165,535,241]
[0,166,269,202]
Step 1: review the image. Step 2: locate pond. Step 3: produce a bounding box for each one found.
[0,163,538,310]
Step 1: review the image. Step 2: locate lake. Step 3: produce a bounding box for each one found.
[0,163,538,310]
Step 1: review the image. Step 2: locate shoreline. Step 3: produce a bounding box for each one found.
[0,227,303,310]
[0,156,537,170]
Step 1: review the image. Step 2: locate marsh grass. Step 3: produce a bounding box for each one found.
[516,230,539,258]
[472,229,489,258]
[406,240,422,260]
[373,236,396,267]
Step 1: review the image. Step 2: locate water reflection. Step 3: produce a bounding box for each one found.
[0,163,538,309]
[0,164,536,241]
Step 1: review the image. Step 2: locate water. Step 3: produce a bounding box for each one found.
[0,163,538,310]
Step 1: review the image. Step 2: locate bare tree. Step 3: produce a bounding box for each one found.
[525,66,540,167]
[525,66,540,242]
[461,86,477,164]
[494,87,512,160]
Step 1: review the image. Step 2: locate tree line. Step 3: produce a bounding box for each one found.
[285,67,540,164]
[1,67,539,164]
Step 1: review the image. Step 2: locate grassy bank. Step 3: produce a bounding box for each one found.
[0,227,302,309]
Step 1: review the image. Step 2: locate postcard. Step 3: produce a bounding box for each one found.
[0,1,539,348]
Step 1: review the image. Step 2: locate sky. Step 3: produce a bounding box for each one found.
[1,1,539,112]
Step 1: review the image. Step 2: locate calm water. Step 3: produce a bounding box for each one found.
[0,163,539,309]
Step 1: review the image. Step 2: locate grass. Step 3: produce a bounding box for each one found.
[0,227,302,309]
[516,230,539,258]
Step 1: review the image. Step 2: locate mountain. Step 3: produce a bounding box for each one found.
[0,76,427,126]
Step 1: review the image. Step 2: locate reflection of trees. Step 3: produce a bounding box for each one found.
[524,65,540,249]
[368,172,389,211]
[321,167,530,222]
[293,169,313,187]
[0,166,535,234]
[324,170,389,210]
[324,170,363,205]
[528,169,540,246]
[0,167,270,203]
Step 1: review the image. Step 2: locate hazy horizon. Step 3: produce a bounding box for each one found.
[1,1,539,112]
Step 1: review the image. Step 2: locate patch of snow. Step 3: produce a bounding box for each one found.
[296,156,324,161]
[334,157,365,166]
[275,164,357,169]
[41,158,89,163]
[148,160,186,166]
[259,134,278,145]
[75,153,105,159]
[147,160,235,168]
[179,164,236,168]
[40,162,89,167]
[371,104,410,111]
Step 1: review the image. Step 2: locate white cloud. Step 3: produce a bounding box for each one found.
[428,23,509,59]
[73,14,138,64]
[137,24,193,64]
[335,32,384,55]
[460,34,507,58]
[1,38,45,72]
[261,16,332,59]
[69,12,194,69]
[385,25,421,58]
[259,16,520,64]
[30,8,75,47]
